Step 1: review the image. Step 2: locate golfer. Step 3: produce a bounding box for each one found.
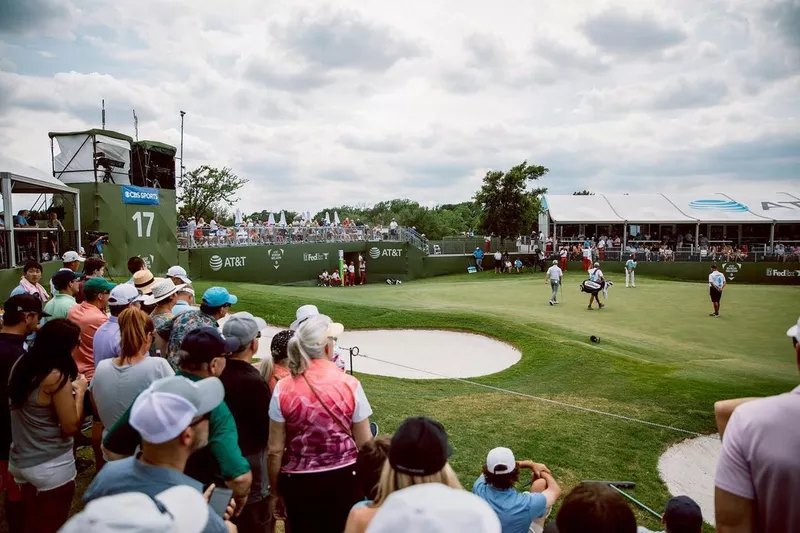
[625,254,637,288]
[708,264,726,317]
[587,262,605,310]
[545,260,562,306]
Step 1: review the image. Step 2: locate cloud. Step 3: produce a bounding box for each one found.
[581,7,687,56]
[534,39,610,73]
[764,0,800,49]
[272,8,422,71]
[0,0,74,35]
[580,76,729,112]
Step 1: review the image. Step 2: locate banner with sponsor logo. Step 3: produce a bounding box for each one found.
[121,185,161,205]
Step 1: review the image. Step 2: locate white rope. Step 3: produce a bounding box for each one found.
[355,352,704,438]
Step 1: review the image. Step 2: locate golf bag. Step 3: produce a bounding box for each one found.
[579,279,604,294]
[386,278,403,285]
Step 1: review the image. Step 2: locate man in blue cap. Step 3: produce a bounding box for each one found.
[157,286,237,370]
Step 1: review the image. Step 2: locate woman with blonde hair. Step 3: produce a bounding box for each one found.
[344,416,460,533]
[267,314,373,533]
[90,307,173,439]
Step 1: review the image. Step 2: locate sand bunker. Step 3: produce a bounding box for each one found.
[658,434,721,526]
[217,317,520,379]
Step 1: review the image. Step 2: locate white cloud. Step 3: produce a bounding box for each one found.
[0,0,797,215]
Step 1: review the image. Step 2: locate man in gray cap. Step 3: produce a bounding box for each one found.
[221,312,273,533]
[84,376,236,533]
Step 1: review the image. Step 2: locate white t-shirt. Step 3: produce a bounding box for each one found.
[589,268,603,282]
[546,265,562,281]
[389,221,398,230]
[582,248,591,259]
[494,251,502,260]
[348,265,355,273]
[598,240,605,249]
[209,220,217,230]
[709,271,726,289]
[560,250,567,258]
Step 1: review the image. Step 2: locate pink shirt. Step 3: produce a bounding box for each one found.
[715,385,800,533]
[269,359,371,473]
[66,302,108,381]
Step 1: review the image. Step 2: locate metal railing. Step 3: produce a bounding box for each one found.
[0,228,78,269]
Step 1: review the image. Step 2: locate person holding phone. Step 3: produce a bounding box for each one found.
[83,375,237,533]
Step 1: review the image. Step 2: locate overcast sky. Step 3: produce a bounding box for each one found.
[1,0,798,214]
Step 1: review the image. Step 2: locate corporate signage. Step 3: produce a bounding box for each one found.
[209,254,247,271]
[721,262,742,281]
[121,185,160,205]
[766,268,800,277]
[304,252,330,262]
[368,246,404,259]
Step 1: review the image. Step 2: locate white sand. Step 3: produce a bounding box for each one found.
[657,434,721,526]
[217,317,521,379]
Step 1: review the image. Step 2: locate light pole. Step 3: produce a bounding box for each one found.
[179,110,186,180]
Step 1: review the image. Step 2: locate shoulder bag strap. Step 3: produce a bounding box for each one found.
[301,373,355,442]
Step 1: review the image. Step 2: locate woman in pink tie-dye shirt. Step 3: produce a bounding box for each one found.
[267,314,373,533]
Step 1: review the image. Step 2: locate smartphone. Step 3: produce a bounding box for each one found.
[208,487,234,517]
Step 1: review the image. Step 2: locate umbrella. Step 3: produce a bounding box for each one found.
[267,212,275,226]
[279,211,287,227]
[325,212,331,224]
[235,207,242,225]
[307,211,312,222]
[334,211,340,226]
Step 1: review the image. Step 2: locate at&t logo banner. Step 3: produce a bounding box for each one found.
[369,247,403,259]
[209,255,246,272]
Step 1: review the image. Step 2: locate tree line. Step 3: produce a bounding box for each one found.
[178,160,562,242]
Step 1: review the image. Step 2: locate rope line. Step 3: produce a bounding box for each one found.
[355,352,704,438]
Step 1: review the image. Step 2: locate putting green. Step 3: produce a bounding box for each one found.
[190,273,800,531]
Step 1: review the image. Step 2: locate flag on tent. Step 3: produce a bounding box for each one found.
[334,211,340,226]
[325,212,331,224]
[279,211,287,227]
[267,212,275,226]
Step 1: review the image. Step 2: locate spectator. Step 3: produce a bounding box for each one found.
[132,269,159,297]
[389,218,398,236]
[67,277,115,381]
[473,447,561,533]
[75,257,107,303]
[42,269,80,324]
[48,250,85,295]
[0,295,46,532]
[331,270,341,286]
[173,286,196,316]
[167,265,193,287]
[365,483,501,533]
[348,261,356,286]
[83,375,236,533]
[267,314,373,533]
[474,247,485,271]
[102,327,252,519]
[126,256,147,284]
[494,250,503,273]
[91,308,174,443]
[188,216,197,247]
[221,312,273,533]
[637,495,702,533]
[61,485,211,533]
[344,416,460,533]
[9,260,49,300]
[261,329,293,392]
[144,279,183,356]
[714,316,800,533]
[8,319,87,533]
[290,305,346,371]
[554,482,636,533]
[92,283,141,370]
[46,211,65,259]
[354,436,391,505]
[360,259,367,285]
[158,286,237,369]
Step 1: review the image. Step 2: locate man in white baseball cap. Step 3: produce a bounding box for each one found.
[167,265,193,286]
[61,485,210,533]
[84,376,234,533]
[93,283,143,369]
[366,483,500,533]
[473,447,561,533]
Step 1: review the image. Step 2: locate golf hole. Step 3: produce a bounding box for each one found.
[658,434,721,526]
[217,317,522,379]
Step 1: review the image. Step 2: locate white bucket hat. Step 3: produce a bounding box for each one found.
[142,279,185,306]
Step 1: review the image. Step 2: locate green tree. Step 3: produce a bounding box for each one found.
[177,166,248,221]
[573,190,594,195]
[474,161,549,242]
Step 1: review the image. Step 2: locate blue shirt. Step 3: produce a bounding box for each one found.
[473,476,547,533]
[626,259,637,270]
[93,316,120,369]
[84,457,228,533]
[474,250,484,259]
[172,301,194,316]
[9,285,25,297]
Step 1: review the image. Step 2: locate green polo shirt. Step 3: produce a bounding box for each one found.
[42,292,77,324]
[102,370,250,484]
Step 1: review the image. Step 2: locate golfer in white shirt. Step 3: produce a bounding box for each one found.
[708,264,727,317]
[545,260,563,306]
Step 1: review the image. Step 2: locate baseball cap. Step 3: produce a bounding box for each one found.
[59,485,209,533]
[62,250,85,263]
[130,375,225,444]
[223,312,267,350]
[787,317,800,342]
[663,496,702,530]
[179,327,240,366]
[201,286,237,307]
[291,304,319,330]
[389,417,452,476]
[167,265,192,284]
[84,277,116,299]
[3,294,50,317]
[51,269,81,291]
[365,483,500,533]
[486,447,516,474]
[594,262,600,267]
[108,283,140,306]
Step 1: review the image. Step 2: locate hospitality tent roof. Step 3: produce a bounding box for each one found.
[545,193,800,224]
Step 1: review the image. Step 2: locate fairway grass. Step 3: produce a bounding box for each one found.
[60,272,797,532]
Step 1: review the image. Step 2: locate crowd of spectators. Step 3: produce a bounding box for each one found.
[0,249,796,532]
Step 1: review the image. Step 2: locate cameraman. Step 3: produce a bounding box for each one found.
[87,232,108,259]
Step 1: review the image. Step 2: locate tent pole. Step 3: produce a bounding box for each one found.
[623,223,627,253]
[695,223,700,260]
[2,175,16,268]
[769,223,775,257]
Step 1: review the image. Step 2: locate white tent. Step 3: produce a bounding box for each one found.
[325,212,331,224]
[235,208,243,225]
[49,129,133,185]
[544,195,623,223]
[668,194,772,223]
[278,211,286,227]
[267,212,275,226]
[334,211,340,226]
[602,194,697,223]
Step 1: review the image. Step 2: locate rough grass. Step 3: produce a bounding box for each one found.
[5,270,795,532]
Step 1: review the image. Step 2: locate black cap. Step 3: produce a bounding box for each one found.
[389,416,452,476]
[663,496,702,529]
[3,294,50,317]
[179,327,240,365]
[52,269,81,291]
[711,264,718,269]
